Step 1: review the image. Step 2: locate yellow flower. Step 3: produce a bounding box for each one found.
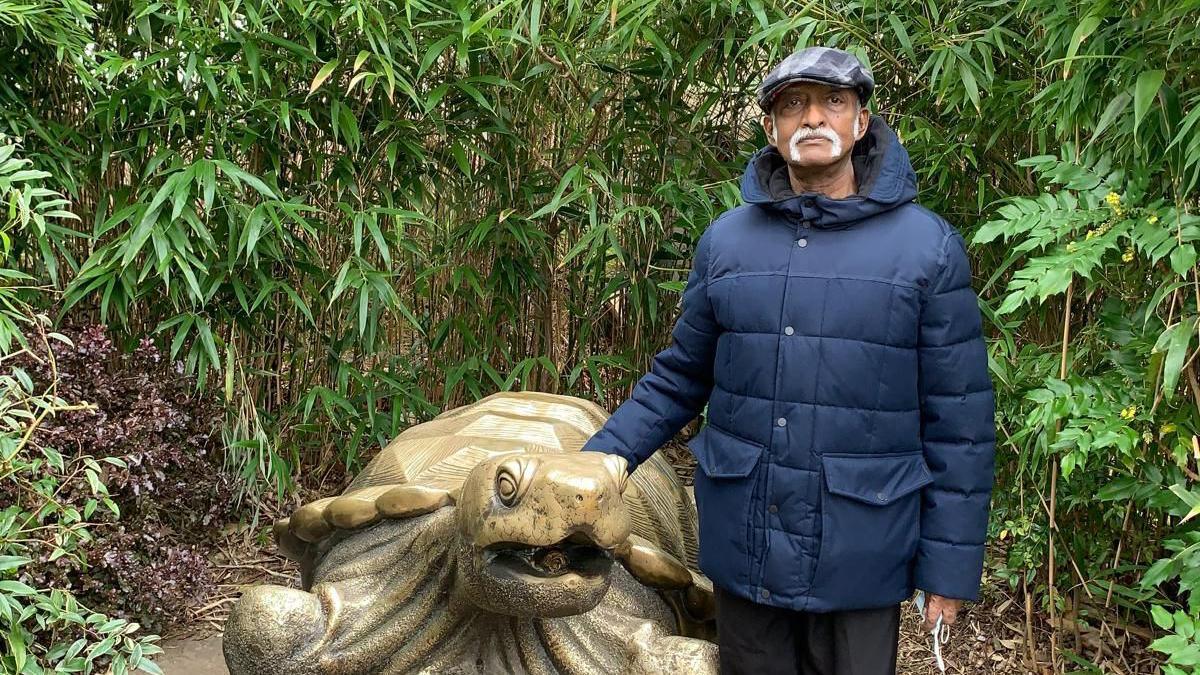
[1120,405,1137,420]
[1122,250,1134,262]
[1085,229,1096,239]
[1148,213,1159,224]
[1105,191,1121,206]
[1066,241,1077,252]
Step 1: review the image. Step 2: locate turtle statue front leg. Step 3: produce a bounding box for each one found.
[222,585,327,674]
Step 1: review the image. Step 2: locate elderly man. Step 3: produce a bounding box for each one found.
[582,46,995,674]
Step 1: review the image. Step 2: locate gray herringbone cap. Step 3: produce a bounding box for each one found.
[757,46,874,112]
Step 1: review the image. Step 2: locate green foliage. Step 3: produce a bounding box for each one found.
[0,346,164,675]
[0,139,160,675]
[1153,604,1200,672]
[964,0,1200,665]
[3,0,1200,665]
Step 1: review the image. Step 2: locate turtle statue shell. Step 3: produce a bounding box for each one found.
[223,391,718,674]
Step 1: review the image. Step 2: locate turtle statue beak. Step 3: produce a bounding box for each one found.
[452,452,633,618]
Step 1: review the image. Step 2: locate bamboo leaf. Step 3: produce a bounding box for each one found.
[196,317,221,373]
[1155,319,1196,401]
[467,0,515,36]
[419,36,457,78]
[309,59,339,97]
[959,62,980,111]
[886,13,915,61]
[1063,16,1101,78]
[1088,92,1130,148]
[353,50,371,72]
[1134,70,1165,134]
[450,141,471,177]
[529,0,542,47]
[214,160,276,199]
[358,287,369,337]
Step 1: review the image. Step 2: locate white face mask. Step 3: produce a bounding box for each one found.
[769,111,862,160]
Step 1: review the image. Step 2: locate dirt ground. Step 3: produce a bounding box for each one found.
[155,566,1157,674]
[159,533,1159,674]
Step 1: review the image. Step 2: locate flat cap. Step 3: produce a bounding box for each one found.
[756,46,874,112]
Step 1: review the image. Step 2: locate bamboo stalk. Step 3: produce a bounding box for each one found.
[1048,277,1075,674]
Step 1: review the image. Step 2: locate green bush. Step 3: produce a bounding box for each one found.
[0,341,163,675]
[0,137,161,675]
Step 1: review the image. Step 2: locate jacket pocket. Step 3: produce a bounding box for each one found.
[688,423,767,589]
[809,452,934,608]
[687,423,766,478]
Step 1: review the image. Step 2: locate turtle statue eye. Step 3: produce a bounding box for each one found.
[496,470,519,506]
[495,457,530,507]
[495,456,536,507]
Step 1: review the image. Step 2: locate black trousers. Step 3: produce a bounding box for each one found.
[714,584,901,675]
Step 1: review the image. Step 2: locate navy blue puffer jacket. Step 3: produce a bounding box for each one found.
[582,114,996,612]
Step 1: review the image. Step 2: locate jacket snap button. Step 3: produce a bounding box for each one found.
[876,492,887,502]
[776,417,787,427]
[760,588,770,600]
[784,326,794,335]
[769,504,778,513]
[796,238,808,248]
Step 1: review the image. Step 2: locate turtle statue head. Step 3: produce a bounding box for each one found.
[453,451,632,617]
[223,392,718,675]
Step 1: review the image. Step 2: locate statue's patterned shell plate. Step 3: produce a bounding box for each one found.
[278,391,706,600]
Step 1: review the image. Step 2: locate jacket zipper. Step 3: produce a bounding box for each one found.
[757,214,806,596]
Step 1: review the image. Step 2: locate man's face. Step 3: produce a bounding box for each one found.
[761,82,868,168]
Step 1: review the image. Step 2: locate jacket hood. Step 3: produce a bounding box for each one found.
[739,114,918,229]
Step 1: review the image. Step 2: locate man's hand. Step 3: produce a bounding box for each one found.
[920,593,962,632]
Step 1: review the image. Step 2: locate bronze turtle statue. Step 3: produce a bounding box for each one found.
[223,391,719,674]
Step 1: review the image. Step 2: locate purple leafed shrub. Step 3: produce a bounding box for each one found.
[9,323,238,632]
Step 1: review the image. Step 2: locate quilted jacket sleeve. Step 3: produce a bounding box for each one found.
[580,228,720,474]
[912,229,997,602]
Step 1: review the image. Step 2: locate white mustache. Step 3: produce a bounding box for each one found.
[768,114,861,160]
[787,126,842,159]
